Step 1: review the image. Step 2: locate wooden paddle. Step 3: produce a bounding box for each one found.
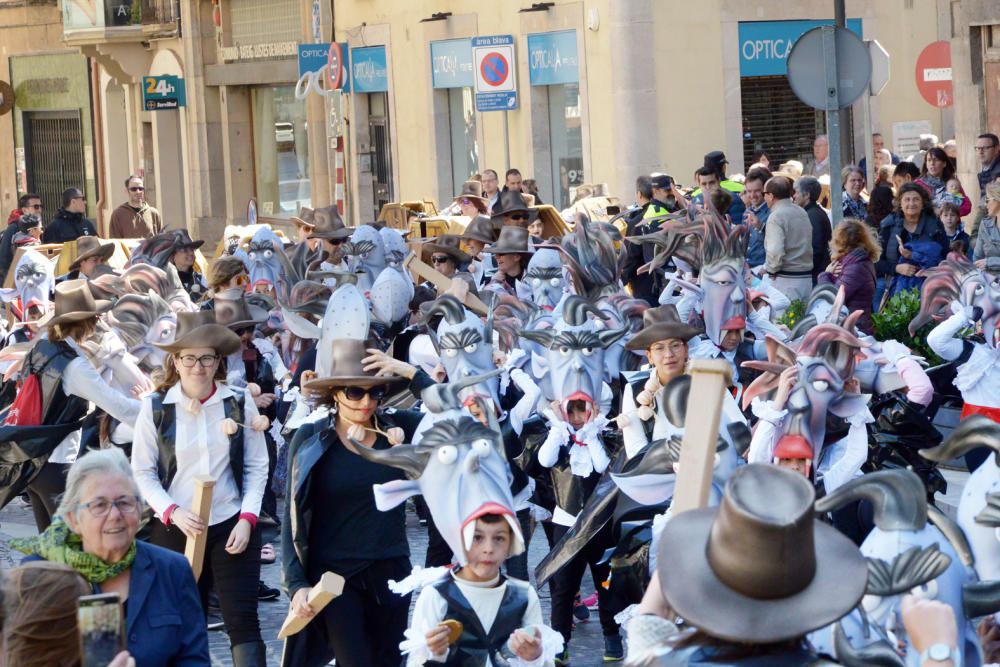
[403,251,488,315]
[277,571,346,639]
[184,476,215,581]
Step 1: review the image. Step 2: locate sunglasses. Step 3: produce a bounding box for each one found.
[342,385,388,401]
[327,238,345,246]
[507,213,529,221]
[28,204,42,210]
[459,197,478,207]
[129,186,145,192]
[431,255,453,264]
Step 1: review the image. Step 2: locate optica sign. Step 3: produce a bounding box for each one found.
[739,19,862,77]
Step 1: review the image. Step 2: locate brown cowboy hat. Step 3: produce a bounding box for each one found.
[303,338,402,391]
[39,279,112,328]
[422,234,472,265]
[308,205,353,240]
[171,229,205,251]
[156,310,241,356]
[213,288,269,330]
[461,215,496,244]
[626,305,703,350]
[481,226,535,256]
[291,206,316,229]
[490,191,538,223]
[657,464,866,643]
[452,180,488,211]
[68,236,115,270]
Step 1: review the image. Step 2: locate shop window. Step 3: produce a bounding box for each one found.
[741,75,827,169]
[547,83,583,209]
[251,86,310,218]
[448,87,478,195]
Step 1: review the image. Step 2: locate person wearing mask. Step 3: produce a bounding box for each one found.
[763,176,813,302]
[43,188,97,244]
[841,165,869,223]
[875,182,949,293]
[109,175,163,239]
[806,134,830,177]
[481,169,501,213]
[818,219,880,335]
[916,146,972,216]
[0,193,42,281]
[742,168,770,268]
[792,176,832,283]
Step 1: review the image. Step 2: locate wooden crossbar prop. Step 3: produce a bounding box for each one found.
[403,251,488,315]
[277,571,346,639]
[670,359,733,514]
[184,476,215,581]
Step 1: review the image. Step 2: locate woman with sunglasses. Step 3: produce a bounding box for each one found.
[282,284,423,667]
[131,310,270,667]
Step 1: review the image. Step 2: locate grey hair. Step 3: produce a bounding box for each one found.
[841,165,865,187]
[56,448,141,518]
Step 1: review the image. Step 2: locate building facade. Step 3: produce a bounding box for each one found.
[1,0,994,240]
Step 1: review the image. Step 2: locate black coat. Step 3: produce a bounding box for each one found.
[875,211,948,278]
[805,202,832,279]
[41,209,98,244]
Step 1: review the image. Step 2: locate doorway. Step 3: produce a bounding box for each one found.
[24,111,85,223]
[368,92,393,220]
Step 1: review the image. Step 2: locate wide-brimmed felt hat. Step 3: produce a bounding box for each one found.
[423,234,472,265]
[308,206,353,240]
[490,191,538,223]
[626,305,703,350]
[213,287,269,330]
[39,279,111,328]
[452,180,488,211]
[291,207,316,229]
[156,310,241,356]
[304,338,402,391]
[172,229,205,251]
[657,464,866,644]
[69,236,115,270]
[461,215,496,245]
[481,226,535,256]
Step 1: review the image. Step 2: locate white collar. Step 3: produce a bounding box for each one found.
[163,380,233,406]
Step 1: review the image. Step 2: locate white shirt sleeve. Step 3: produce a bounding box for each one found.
[925,310,969,361]
[508,368,541,436]
[130,396,176,517]
[406,586,449,666]
[62,356,141,424]
[620,383,650,459]
[818,417,870,493]
[238,391,269,517]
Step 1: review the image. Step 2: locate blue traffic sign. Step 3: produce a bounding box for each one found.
[481,53,509,86]
[472,34,518,112]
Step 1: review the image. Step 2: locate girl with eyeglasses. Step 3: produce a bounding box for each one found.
[282,283,423,667]
[131,310,270,667]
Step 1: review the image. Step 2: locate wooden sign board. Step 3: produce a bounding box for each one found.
[403,251,488,316]
[184,475,216,581]
[533,205,570,239]
[408,216,469,240]
[277,571,345,639]
[671,359,733,515]
[54,239,136,276]
[379,200,440,230]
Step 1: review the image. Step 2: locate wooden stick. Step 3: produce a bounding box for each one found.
[184,476,216,581]
[671,359,733,515]
[277,571,346,639]
[403,251,489,315]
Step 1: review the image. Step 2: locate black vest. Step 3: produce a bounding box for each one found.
[29,339,88,425]
[430,575,529,667]
[149,389,246,494]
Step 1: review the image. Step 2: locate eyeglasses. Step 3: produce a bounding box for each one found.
[507,213,529,221]
[129,186,145,192]
[342,385,388,401]
[177,354,220,368]
[975,145,998,151]
[77,496,141,517]
[431,255,453,264]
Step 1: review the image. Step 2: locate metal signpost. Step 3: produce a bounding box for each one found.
[787,26,871,225]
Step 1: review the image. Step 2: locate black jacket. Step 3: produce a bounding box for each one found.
[805,202,832,279]
[42,209,98,244]
[0,221,19,282]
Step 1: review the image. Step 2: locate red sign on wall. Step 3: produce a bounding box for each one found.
[915,40,953,108]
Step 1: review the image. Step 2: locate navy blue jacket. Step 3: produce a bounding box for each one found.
[27,540,209,666]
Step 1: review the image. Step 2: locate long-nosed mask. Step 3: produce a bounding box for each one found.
[426,295,499,408]
[520,295,626,420]
[351,374,525,565]
[108,291,176,370]
[0,250,54,319]
[701,256,747,346]
[516,248,565,311]
[911,253,1000,350]
[246,227,286,293]
[344,225,387,295]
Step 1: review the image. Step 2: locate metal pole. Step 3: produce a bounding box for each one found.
[503,110,511,172]
[823,26,843,226]
[834,0,852,166]
[862,93,875,191]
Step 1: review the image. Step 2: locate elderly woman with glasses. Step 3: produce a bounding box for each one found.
[283,284,423,667]
[131,310,269,667]
[11,447,209,666]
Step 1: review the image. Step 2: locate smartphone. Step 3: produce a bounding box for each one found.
[78,592,124,667]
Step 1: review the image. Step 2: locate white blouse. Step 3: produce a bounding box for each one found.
[131,381,268,526]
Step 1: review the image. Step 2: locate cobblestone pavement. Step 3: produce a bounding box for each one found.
[0,500,609,666]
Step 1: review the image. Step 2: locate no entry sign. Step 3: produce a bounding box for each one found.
[473,35,518,111]
[915,40,953,108]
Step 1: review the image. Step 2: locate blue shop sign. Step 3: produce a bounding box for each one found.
[739,19,863,77]
[351,45,388,93]
[527,29,578,86]
[297,43,329,78]
[431,38,474,89]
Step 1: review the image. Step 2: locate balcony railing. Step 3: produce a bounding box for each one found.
[63,0,179,41]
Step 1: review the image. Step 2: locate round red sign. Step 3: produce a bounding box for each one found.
[915,40,952,108]
[327,42,343,89]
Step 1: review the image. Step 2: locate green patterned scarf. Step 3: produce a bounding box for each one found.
[10,519,136,584]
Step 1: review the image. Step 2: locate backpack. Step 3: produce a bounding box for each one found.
[4,372,42,426]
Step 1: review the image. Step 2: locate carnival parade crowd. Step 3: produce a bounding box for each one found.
[0,131,1000,667]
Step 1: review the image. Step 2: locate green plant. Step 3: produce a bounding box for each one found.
[872,288,943,366]
[777,299,806,330]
